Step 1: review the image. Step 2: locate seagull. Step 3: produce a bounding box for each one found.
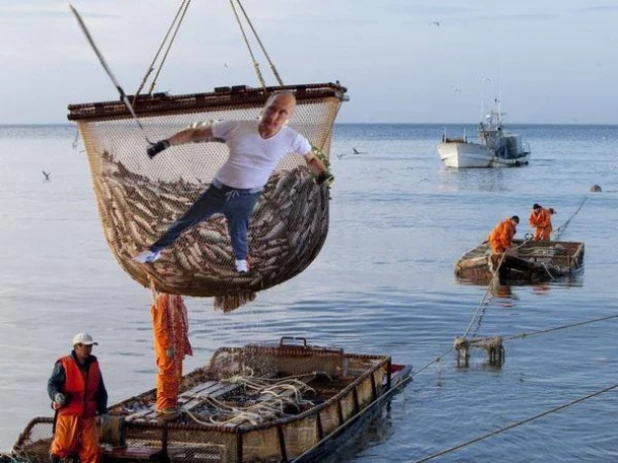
[42,171,51,181]
[353,147,361,154]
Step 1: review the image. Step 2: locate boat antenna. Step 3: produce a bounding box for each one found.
[69,4,154,145]
[480,76,493,121]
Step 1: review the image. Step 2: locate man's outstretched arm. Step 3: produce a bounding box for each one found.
[148,126,215,159]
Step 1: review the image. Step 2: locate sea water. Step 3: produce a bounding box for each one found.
[1,123,618,461]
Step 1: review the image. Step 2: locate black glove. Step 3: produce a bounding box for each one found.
[315,171,334,187]
[147,139,170,159]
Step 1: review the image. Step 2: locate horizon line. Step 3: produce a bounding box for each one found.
[1,121,617,127]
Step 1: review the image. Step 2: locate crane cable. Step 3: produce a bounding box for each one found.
[134,0,193,99]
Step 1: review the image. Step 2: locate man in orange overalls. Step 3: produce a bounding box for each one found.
[529,203,555,241]
[151,293,193,420]
[487,216,519,254]
[48,333,108,463]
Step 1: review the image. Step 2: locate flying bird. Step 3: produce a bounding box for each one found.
[431,21,440,27]
[42,171,51,181]
[337,147,365,159]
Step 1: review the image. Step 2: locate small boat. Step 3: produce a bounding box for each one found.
[455,240,585,284]
[437,101,531,168]
[10,338,411,463]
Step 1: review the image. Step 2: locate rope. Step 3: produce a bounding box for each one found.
[181,374,315,427]
[228,0,266,88]
[0,454,30,463]
[411,346,454,379]
[146,0,193,96]
[461,251,507,339]
[463,237,533,340]
[503,312,618,342]
[539,262,556,280]
[134,0,192,99]
[552,196,588,240]
[69,4,154,145]
[234,0,284,85]
[149,277,159,304]
[414,382,618,462]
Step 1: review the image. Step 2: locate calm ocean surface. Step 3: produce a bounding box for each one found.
[1,123,618,461]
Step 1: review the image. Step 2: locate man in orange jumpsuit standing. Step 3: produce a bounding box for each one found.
[529,203,555,241]
[48,333,108,463]
[487,216,520,254]
[151,293,193,419]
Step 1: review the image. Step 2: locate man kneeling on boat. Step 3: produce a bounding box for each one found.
[487,216,519,255]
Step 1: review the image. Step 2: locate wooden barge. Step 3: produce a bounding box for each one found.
[10,338,411,462]
[455,240,585,285]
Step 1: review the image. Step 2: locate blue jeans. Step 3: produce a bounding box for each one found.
[150,184,261,260]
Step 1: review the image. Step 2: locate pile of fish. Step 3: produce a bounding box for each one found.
[92,152,329,309]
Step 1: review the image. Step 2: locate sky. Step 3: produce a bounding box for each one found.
[0,0,617,124]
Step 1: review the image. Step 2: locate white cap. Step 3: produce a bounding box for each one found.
[72,333,98,346]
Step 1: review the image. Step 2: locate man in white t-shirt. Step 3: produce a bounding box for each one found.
[134,91,332,273]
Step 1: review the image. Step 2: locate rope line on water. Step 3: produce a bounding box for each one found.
[411,346,455,379]
[502,312,618,342]
[461,251,506,339]
[414,382,618,462]
[463,238,531,340]
[552,195,588,240]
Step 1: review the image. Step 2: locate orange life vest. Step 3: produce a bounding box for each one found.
[58,355,100,418]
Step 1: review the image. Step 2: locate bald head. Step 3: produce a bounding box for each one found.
[258,91,297,138]
[265,90,296,108]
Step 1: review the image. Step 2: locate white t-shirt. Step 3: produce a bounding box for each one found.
[211,120,312,189]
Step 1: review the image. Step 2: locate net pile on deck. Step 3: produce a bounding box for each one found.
[68,83,347,311]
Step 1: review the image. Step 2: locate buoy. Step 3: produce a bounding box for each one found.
[589,184,602,192]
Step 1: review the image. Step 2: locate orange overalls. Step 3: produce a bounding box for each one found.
[151,293,193,412]
[487,218,518,254]
[529,208,552,241]
[50,356,102,463]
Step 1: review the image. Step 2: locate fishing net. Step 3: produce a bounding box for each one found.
[68,83,347,311]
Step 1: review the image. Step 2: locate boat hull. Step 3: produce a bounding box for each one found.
[437,142,530,169]
[455,240,585,284]
[10,341,412,463]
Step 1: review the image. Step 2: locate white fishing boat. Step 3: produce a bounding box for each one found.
[437,101,531,168]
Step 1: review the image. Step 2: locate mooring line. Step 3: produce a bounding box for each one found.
[462,237,531,340]
[461,251,506,339]
[552,195,588,240]
[411,346,455,379]
[503,312,618,342]
[414,382,618,462]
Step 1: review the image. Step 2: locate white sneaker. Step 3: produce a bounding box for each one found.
[235,259,249,273]
[133,250,161,263]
